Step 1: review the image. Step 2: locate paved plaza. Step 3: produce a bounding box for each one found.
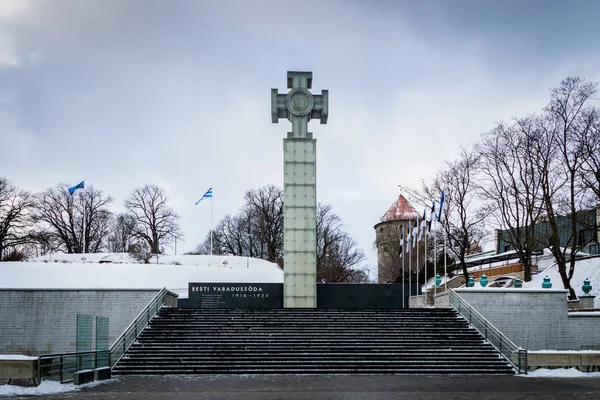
[15,374,600,400]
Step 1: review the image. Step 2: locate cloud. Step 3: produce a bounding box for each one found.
[1,0,599,281]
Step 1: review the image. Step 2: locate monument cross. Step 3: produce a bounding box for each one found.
[271,71,328,308]
[271,71,328,138]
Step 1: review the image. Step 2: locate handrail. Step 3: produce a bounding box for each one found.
[38,350,110,383]
[108,287,170,367]
[37,287,172,383]
[447,289,528,374]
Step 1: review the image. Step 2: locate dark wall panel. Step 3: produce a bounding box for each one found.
[184,283,419,309]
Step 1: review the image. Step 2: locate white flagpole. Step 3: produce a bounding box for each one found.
[80,183,86,255]
[416,226,420,303]
[425,223,428,306]
[444,218,448,292]
[434,217,437,297]
[210,185,214,256]
[408,220,412,304]
[82,195,86,255]
[402,234,405,308]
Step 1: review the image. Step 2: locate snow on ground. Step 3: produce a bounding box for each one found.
[528,350,600,354]
[1,253,283,298]
[0,355,38,360]
[524,368,600,378]
[525,256,600,306]
[0,379,111,396]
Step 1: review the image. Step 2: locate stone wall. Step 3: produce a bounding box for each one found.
[0,289,170,355]
[447,288,600,351]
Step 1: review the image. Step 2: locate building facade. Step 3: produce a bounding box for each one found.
[495,206,600,255]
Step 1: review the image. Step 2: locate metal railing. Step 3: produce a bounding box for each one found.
[37,287,171,383]
[108,287,170,367]
[39,350,109,383]
[448,289,528,374]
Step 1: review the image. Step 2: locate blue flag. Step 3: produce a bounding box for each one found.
[195,187,213,205]
[437,190,445,222]
[68,181,85,195]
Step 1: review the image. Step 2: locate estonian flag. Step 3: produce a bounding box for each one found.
[412,215,418,248]
[68,181,85,195]
[437,190,445,222]
[418,209,427,242]
[406,224,412,253]
[398,225,404,256]
[195,187,213,205]
[427,201,435,232]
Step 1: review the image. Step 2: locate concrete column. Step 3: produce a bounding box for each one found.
[283,136,317,308]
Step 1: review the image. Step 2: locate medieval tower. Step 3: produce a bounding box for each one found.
[374,194,422,284]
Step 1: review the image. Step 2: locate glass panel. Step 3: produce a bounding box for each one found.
[76,314,93,370]
[96,316,110,368]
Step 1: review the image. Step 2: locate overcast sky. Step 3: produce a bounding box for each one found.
[1,0,599,276]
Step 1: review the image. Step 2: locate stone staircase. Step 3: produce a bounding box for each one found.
[112,308,514,375]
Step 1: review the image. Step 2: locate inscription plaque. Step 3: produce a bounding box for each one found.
[188,283,283,308]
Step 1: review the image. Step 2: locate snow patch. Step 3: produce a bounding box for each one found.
[0,355,37,360]
[528,350,600,354]
[524,256,600,307]
[0,378,114,396]
[524,368,600,378]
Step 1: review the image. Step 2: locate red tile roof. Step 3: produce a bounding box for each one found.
[380,194,419,222]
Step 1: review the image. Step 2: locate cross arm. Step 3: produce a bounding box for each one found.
[271,89,288,123]
[311,90,328,124]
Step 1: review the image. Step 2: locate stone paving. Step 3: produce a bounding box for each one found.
[12,374,600,400]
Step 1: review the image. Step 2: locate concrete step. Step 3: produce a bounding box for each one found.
[113,308,514,375]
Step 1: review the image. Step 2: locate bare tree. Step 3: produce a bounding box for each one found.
[578,107,600,204]
[33,184,113,253]
[538,77,598,299]
[194,214,251,257]
[317,203,365,282]
[476,117,546,281]
[192,186,365,281]
[0,177,35,260]
[106,213,137,253]
[243,185,284,263]
[124,184,182,254]
[192,186,284,263]
[412,149,487,283]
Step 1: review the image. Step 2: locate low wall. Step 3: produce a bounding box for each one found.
[528,351,600,370]
[0,289,168,355]
[451,288,600,351]
[0,355,39,385]
[317,284,419,309]
[408,295,427,308]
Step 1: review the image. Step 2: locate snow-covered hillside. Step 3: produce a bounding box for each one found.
[0,253,283,298]
[526,256,600,301]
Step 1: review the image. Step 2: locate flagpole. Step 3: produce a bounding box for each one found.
[424,223,428,306]
[434,217,437,297]
[210,184,214,256]
[408,220,412,305]
[444,218,448,292]
[402,232,405,308]
[416,227,419,304]
[81,186,85,255]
